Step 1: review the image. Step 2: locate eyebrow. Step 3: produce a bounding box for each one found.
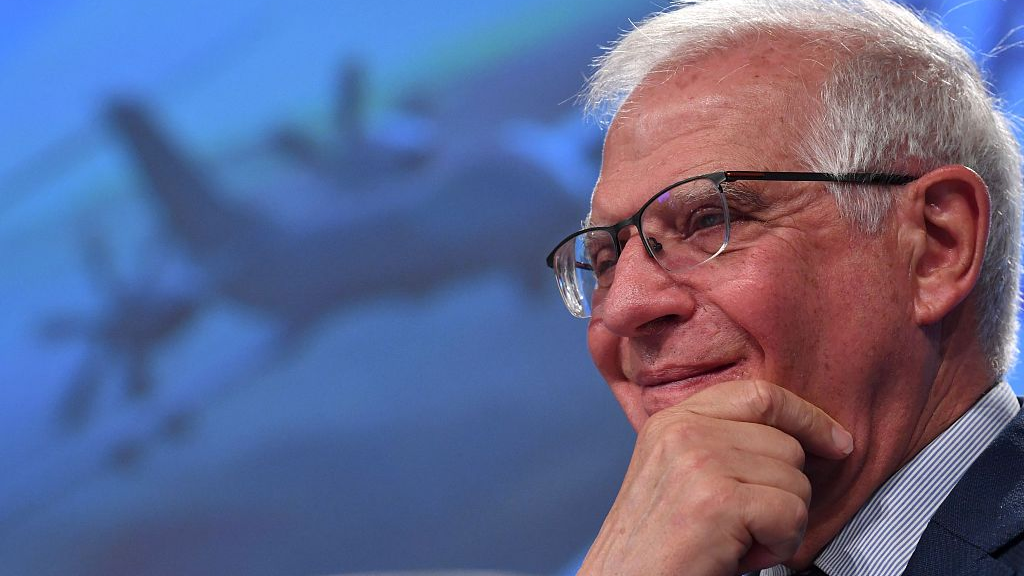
[584,177,771,228]
[720,181,770,210]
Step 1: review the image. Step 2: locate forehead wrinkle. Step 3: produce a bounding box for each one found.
[614,37,833,154]
[623,93,735,161]
[594,44,835,231]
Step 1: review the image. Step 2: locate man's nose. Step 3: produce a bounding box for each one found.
[595,235,697,337]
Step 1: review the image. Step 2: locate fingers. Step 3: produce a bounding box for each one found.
[666,379,854,459]
[662,430,812,503]
[734,484,810,572]
[731,449,813,504]
[674,417,808,469]
[580,379,848,575]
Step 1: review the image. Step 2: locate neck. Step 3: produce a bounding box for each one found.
[786,314,994,570]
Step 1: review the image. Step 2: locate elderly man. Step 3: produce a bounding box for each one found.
[545,0,1024,574]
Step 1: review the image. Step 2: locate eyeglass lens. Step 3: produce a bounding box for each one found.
[554,177,729,318]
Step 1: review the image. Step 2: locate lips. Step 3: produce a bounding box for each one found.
[635,361,738,387]
[634,361,741,415]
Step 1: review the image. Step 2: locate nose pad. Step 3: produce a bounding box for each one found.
[616,233,658,270]
[614,225,664,267]
[596,235,697,336]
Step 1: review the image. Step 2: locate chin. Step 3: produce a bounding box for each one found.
[804,454,850,503]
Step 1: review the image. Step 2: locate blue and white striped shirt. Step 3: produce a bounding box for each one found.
[761,381,1020,576]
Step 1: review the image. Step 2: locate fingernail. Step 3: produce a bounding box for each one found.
[832,426,854,455]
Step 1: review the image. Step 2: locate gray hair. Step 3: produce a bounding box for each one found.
[585,0,1023,376]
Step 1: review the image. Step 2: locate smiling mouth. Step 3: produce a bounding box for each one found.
[638,362,741,413]
[640,362,739,388]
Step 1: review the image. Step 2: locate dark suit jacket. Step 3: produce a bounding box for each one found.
[902,399,1024,575]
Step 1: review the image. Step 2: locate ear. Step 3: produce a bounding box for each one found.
[903,165,990,326]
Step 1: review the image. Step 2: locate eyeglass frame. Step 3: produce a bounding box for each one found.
[545,170,917,317]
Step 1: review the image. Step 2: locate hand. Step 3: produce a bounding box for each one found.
[578,380,854,576]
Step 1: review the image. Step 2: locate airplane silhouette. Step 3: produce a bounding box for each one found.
[268,61,437,191]
[105,99,590,348]
[39,227,204,431]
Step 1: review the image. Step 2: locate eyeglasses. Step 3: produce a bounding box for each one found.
[546,170,915,319]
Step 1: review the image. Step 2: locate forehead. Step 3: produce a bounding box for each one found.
[591,41,830,221]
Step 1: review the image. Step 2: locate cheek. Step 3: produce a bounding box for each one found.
[587,323,648,429]
[706,249,838,390]
[711,237,911,412]
[586,322,620,379]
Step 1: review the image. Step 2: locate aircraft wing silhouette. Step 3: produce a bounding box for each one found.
[106,101,589,338]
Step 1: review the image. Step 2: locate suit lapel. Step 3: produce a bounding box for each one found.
[902,401,1024,575]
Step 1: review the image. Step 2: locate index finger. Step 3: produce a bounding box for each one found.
[669,379,854,459]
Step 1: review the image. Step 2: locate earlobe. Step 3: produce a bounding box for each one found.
[907,165,990,326]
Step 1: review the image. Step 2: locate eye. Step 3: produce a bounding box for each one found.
[590,250,618,284]
[681,207,727,237]
[693,210,725,230]
[582,233,618,286]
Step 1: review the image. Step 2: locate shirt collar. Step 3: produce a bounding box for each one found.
[760,382,1019,576]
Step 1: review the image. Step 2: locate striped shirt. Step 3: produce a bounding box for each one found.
[761,381,1020,576]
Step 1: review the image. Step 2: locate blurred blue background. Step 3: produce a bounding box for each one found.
[0,1,1021,575]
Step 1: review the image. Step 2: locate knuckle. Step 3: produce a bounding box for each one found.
[781,435,806,468]
[796,473,813,505]
[787,494,809,533]
[638,414,711,465]
[669,416,704,440]
[744,379,780,421]
[638,410,673,443]
[645,406,685,432]
[647,437,716,481]
[691,477,736,512]
[761,490,808,533]
[775,500,808,559]
[679,445,717,471]
[645,411,702,444]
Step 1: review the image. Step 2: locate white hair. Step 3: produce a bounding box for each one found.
[585,0,1023,376]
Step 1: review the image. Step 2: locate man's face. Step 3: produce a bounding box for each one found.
[587,46,923,442]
